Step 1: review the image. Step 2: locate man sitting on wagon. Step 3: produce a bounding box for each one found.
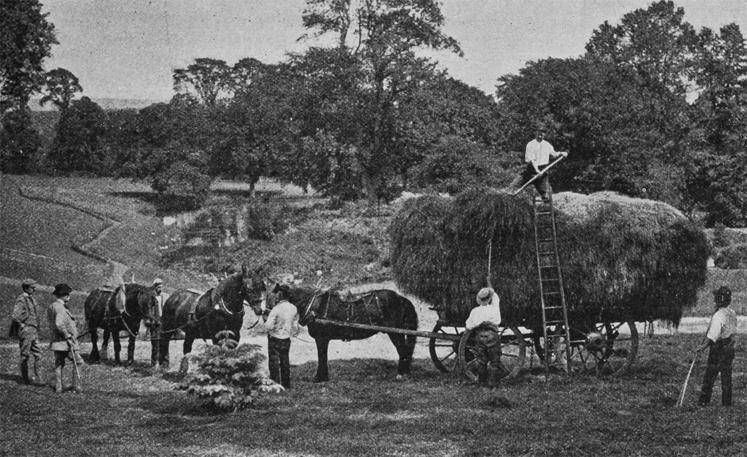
[466,287,506,387]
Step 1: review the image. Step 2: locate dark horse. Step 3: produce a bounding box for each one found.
[84,283,158,365]
[157,265,266,367]
[274,284,418,382]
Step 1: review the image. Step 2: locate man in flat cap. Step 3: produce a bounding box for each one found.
[11,279,44,385]
[466,287,505,387]
[697,286,738,406]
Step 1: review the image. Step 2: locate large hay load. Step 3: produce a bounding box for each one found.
[390,188,709,330]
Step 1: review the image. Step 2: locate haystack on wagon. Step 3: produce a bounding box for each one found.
[390,188,710,378]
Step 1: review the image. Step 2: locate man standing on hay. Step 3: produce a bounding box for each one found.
[697,286,738,407]
[466,287,505,388]
[512,126,568,201]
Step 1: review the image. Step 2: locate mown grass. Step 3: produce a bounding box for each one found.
[0,333,744,457]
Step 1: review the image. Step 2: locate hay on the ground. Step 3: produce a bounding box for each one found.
[389,188,709,328]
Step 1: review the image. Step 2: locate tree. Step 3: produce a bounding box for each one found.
[585,0,697,96]
[39,67,82,111]
[173,58,233,108]
[48,96,108,173]
[297,0,463,202]
[0,0,57,112]
[0,107,41,173]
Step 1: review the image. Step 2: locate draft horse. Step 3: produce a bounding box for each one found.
[84,283,158,365]
[274,284,418,382]
[157,265,266,367]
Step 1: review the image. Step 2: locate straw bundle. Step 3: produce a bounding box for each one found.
[389,188,709,328]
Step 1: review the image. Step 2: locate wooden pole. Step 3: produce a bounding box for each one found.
[313,318,463,341]
[676,353,699,407]
[512,155,565,196]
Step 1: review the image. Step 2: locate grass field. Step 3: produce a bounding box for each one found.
[0,331,744,457]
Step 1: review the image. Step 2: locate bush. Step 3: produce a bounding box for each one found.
[180,340,282,411]
[714,243,747,269]
[152,162,211,210]
[412,136,514,194]
[0,108,42,173]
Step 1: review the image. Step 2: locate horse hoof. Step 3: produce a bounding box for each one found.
[312,377,328,383]
[395,374,405,381]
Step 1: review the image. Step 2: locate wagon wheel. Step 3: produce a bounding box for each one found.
[458,325,526,381]
[566,320,639,377]
[429,323,462,373]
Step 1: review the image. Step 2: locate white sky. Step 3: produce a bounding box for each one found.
[43,0,747,100]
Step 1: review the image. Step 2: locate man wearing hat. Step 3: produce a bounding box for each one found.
[697,286,738,406]
[47,283,82,393]
[150,278,168,367]
[466,287,504,387]
[11,279,44,385]
[513,127,568,201]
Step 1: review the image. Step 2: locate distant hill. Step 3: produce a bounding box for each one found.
[29,97,166,112]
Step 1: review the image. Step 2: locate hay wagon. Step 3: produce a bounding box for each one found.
[390,189,710,380]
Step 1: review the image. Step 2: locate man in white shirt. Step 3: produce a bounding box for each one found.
[466,287,504,387]
[697,286,738,406]
[515,127,568,201]
[263,286,299,389]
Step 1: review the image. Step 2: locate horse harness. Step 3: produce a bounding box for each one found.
[317,290,383,326]
[102,284,140,339]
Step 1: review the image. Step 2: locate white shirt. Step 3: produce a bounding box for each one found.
[525,139,557,166]
[706,307,737,342]
[264,300,299,339]
[465,293,502,330]
[154,293,168,317]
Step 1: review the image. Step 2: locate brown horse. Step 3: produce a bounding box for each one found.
[272,284,418,382]
[157,265,266,367]
[84,283,158,365]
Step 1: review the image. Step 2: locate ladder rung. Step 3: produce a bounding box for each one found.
[544,305,564,309]
[543,291,562,295]
[545,320,566,325]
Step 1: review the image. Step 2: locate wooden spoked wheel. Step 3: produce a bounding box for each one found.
[429,323,462,373]
[566,320,639,377]
[458,325,526,381]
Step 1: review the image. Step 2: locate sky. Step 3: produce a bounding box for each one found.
[42,0,747,101]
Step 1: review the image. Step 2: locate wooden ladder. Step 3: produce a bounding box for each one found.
[532,191,572,375]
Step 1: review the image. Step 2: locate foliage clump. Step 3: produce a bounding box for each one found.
[180,342,282,411]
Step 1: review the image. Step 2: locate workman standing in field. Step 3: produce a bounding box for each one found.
[11,278,44,385]
[466,287,505,387]
[150,278,168,368]
[512,127,568,201]
[47,283,83,393]
[697,286,738,406]
[263,285,299,389]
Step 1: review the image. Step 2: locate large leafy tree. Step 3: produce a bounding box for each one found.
[0,0,57,112]
[39,67,82,111]
[585,0,697,96]
[48,96,108,174]
[173,58,233,108]
[297,0,462,201]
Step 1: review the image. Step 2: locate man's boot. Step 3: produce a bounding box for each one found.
[20,359,30,384]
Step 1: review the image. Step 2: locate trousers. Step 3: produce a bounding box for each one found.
[699,337,734,406]
[268,336,291,389]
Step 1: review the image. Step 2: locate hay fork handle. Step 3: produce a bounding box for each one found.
[676,353,699,407]
[512,155,565,196]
